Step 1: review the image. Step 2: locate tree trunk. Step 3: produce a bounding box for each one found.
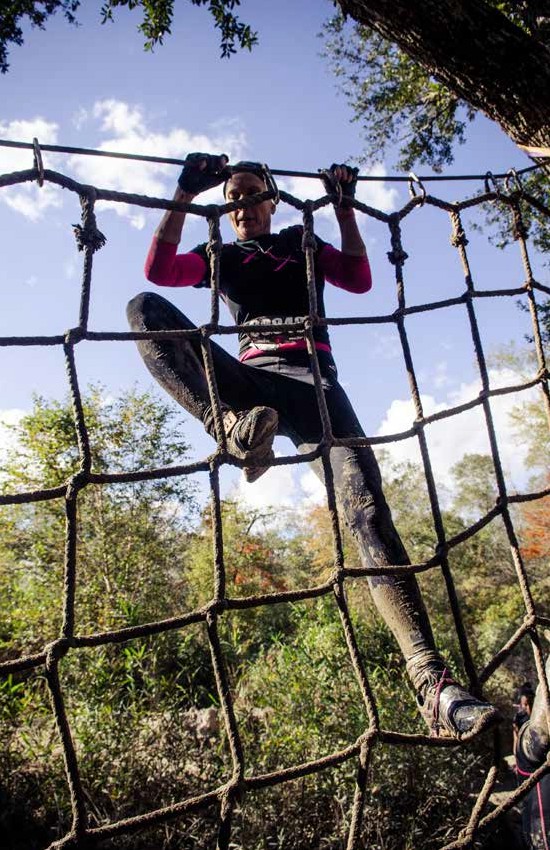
[337,0,550,157]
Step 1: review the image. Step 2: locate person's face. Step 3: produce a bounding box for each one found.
[520,695,532,714]
[225,172,274,240]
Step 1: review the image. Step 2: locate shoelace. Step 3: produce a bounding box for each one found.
[425,667,456,733]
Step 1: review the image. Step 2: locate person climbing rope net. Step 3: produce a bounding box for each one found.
[127,152,503,739]
[515,661,550,849]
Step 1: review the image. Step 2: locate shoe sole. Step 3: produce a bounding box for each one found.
[244,449,275,483]
[248,407,278,449]
[237,407,278,467]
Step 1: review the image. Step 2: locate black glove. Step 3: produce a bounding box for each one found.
[178,152,229,194]
[320,163,359,205]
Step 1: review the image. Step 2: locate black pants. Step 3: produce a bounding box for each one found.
[127,291,443,687]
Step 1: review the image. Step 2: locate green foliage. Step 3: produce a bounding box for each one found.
[1,381,547,847]
[231,597,492,849]
[472,171,550,283]
[0,1,80,73]
[321,16,477,172]
[0,385,198,645]
[490,1,550,42]
[0,0,257,73]
[488,344,550,478]
[451,453,500,518]
[184,499,320,676]
[101,0,257,57]
[321,6,549,172]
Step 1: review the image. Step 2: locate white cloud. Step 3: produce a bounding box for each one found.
[0,117,64,220]
[235,451,340,512]
[299,467,326,505]
[72,108,89,131]
[235,453,297,510]
[432,360,451,389]
[67,99,248,227]
[371,329,402,362]
[93,100,144,136]
[376,367,538,491]
[233,440,331,512]
[0,118,59,170]
[355,168,399,213]
[222,367,534,514]
[64,257,79,280]
[0,103,248,229]
[2,184,63,221]
[276,166,399,236]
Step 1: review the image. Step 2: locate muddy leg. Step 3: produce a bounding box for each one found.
[305,443,445,689]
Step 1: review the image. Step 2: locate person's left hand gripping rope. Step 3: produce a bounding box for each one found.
[320,163,359,208]
[178,152,230,196]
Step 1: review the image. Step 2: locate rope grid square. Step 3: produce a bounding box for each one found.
[0,162,549,850]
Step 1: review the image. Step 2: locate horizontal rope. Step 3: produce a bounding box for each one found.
[0,137,543,183]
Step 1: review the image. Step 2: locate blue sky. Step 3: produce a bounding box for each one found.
[0,0,546,511]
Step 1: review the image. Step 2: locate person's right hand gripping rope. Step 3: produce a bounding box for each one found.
[178,152,229,196]
[319,163,359,208]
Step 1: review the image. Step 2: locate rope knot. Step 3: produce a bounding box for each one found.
[450,213,469,248]
[387,247,409,266]
[387,214,408,266]
[511,205,529,240]
[205,599,228,620]
[73,222,107,253]
[73,192,107,253]
[221,776,247,805]
[435,542,448,561]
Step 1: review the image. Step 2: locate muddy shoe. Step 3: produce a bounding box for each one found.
[244,448,276,484]
[417,669,502,739]
[223,407,278,466]
[517,654,550,765]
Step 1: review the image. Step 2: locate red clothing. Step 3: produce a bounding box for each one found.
[145,227,371,360]
[145,237,371,293]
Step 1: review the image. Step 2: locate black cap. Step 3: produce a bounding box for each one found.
[223,161,267,196]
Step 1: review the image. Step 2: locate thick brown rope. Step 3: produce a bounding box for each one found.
[1,160,549,849]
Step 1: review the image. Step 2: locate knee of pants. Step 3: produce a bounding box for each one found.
[127,291,188,333]
[344,494,378,535]
[337,458,380,525]
[127,291,156,329]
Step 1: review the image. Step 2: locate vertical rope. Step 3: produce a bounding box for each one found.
[209,465,226,601]
[389,212,478,685]
[207,208,223,327]
[346,739,374,850]
[72,189,106,332]
[63,335,91,474]
[45,641,88,841]
[510,196,550,431]
[450,207,540,625]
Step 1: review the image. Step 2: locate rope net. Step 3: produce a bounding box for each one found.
[1,145,550,850]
